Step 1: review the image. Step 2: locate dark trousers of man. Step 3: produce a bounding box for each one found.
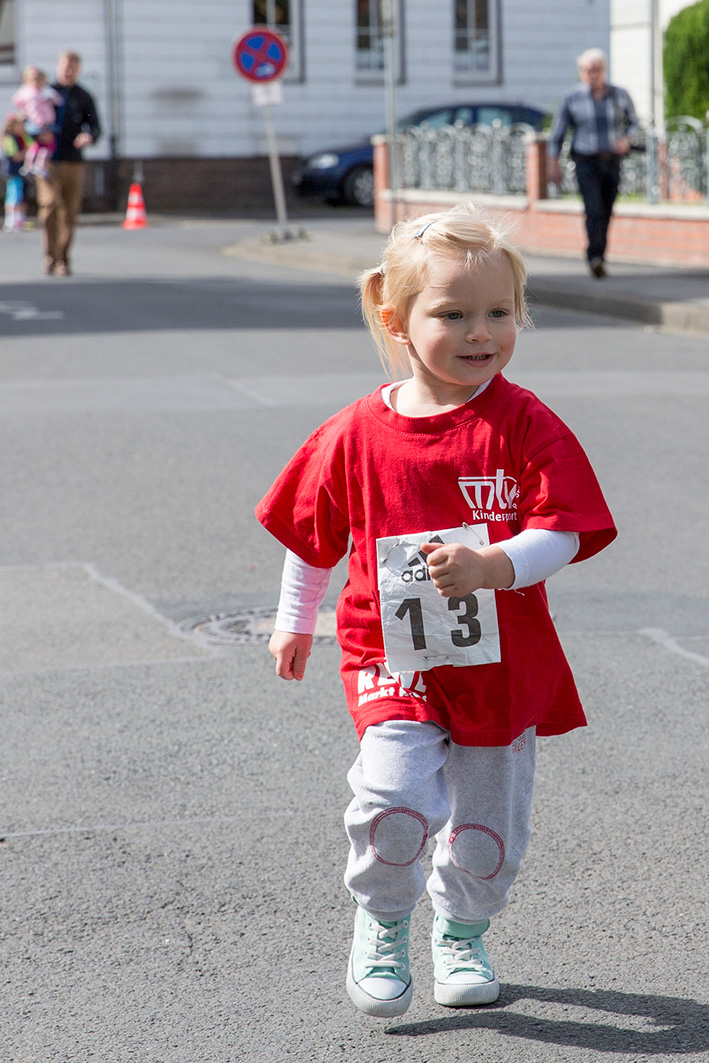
[572,152,621,264]
[34,161,86,273]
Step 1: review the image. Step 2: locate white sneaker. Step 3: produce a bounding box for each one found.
[346,905,413,1017]
[432,914,500,1006]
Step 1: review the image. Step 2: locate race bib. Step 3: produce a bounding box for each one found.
[377,524,501,674]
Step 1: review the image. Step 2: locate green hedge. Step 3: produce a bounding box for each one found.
[664,0,709,121]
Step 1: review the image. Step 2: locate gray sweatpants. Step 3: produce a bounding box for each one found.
[344,720,536,924]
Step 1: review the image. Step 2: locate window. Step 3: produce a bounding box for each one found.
[454,0,499,82]
[356,0,404,81]
[357,0,384,73]
[252,0,303,80]
[0,0,15,66]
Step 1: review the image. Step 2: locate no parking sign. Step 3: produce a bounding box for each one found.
[233,28,289,82]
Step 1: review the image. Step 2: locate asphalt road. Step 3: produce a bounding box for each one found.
[0,217,707,1063]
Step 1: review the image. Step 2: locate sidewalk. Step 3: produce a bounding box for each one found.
[221,217,709,338]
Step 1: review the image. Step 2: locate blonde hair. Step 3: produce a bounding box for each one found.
[22,65,46,85]
[360,201,531,379]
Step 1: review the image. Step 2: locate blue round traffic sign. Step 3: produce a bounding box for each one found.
[233,28,289,82]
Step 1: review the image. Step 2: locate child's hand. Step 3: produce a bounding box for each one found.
[269,629,313,681]
[420,542,514,597]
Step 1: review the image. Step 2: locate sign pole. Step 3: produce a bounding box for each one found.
[262,99,290,237]
[233,27,302,242]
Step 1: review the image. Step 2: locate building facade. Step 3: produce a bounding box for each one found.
[610,0,693,127]
[1,0,610,210]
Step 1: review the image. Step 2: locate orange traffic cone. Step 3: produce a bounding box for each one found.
[122,182,148,229]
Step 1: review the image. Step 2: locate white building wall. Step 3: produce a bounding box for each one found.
[8,0,107,145]
[611,0,695,124]
[498,0,611,115]
[4,0,611,163]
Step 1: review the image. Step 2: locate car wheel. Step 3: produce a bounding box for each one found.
[342,165,375,207]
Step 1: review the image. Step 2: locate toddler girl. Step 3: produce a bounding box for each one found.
[256,201,616,1018]
[12,66,61,178]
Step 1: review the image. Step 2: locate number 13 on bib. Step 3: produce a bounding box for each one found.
[376,524,502,674]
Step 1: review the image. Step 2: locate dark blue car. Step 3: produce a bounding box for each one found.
[292,102,549,207]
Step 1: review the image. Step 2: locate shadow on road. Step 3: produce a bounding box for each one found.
[386,983,709,1054]
[0,275,363,338]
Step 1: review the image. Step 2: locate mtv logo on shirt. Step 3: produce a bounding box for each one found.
[458,469,519,515]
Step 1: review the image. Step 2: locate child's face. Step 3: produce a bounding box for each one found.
[24,68,45,88]
[389,251,518,402]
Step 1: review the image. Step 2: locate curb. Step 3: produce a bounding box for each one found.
[223,237,709,339]
[527,279,709,336]
[222,238,371,279]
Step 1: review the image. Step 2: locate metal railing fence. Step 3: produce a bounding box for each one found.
[396,119,533,196]
[394,117,709,203]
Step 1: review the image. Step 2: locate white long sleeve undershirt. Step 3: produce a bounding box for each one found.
[275,528,580,636]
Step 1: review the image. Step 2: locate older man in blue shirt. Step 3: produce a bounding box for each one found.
[548,49,638,278]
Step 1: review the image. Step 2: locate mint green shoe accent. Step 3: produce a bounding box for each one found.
[431,913,500,1007]
[346,905,413,1018]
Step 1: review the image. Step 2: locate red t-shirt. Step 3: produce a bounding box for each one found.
[256,376,616,746]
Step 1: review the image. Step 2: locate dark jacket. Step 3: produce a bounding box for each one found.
[50,82,101,162]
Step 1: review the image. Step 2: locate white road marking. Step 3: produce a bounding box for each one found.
[0,300,64,321]
[0,562,214,674]
[637,626,709,668]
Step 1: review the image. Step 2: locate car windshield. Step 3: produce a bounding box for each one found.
[395,107,453,131]
[392,104,542,133]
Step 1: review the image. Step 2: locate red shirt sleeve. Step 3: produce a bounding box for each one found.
[255,415,351,568]
[517,428,617,562]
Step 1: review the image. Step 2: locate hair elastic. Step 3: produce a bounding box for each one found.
[414,220,436,239]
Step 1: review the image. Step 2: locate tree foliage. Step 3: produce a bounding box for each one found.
[664,0,709,121]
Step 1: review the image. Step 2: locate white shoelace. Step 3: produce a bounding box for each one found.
[365,919,409,972]
[436,934,487,973]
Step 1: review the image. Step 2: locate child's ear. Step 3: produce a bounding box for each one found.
[381,306,409,345]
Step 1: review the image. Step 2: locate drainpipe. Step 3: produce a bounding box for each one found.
[647,0,663,204]
[382,0,398,228]
[104,0,121,210]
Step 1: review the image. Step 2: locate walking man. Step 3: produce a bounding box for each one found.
[548,49,638,278]
[35,51,101,276]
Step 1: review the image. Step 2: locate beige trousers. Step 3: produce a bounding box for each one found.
[35,161,85,268]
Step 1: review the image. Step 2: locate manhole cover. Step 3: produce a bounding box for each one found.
[182,608,338,645]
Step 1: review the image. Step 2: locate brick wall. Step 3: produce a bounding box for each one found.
[11,156,303,217]
[102,156,303,214]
